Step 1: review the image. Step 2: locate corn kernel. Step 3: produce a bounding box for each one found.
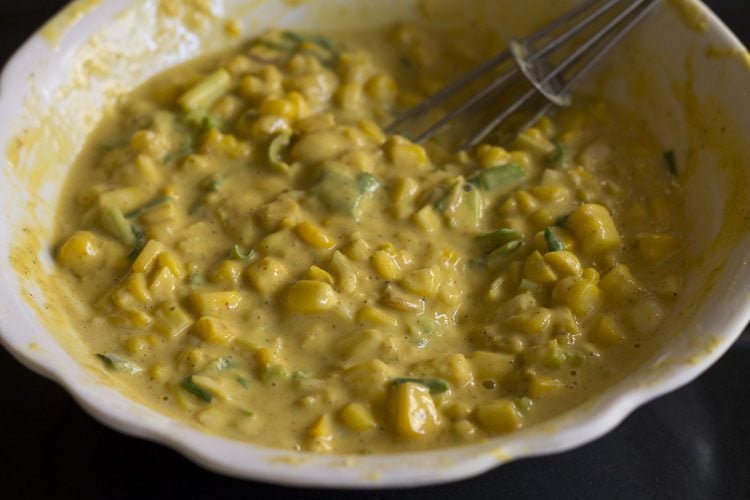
[626,298,664,334]
[371,250,401,280]
[582,267,600,283]
[210,260,244,288]
[476,144,511,168]
[57,231,101,273]
[247,257,289,294]
[356,305,398,327]
[515,190,538,214]
[364,74,397,102]
[194,316,235,344]
[287,280,337,313]
[153,301,192,338]
[259,96,297,120]
[126,273,152,303]
[392,382,441,439]
[567,203,621,256]
[191,291,241,316]
[295,221,335,249]
[341,239,370,261]
[475,400,523,434]
[505,306,553,335]
[599,264,645,303]
[528,376,564,397]
[592,315,623,345]
[340,403,378,432]
[544,251,582,277]
[400,266,440,297]
[357,119,386,145]
[306,265,334,284]
[524,251,558,284]
[306,414,334,452]
[552,277,602,316]
[412,205,442,233]
[385,136,429,169]
[470,351,515,382]
[132,239,166,273]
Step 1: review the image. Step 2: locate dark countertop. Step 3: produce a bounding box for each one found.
[1,2,749,499]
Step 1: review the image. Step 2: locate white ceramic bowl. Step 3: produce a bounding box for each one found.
[2,0,750,488]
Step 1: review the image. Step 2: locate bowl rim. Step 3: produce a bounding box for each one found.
[1,0,749,489]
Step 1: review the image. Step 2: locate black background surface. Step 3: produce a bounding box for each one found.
[1,1,749,499]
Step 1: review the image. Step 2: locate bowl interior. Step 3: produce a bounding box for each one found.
[1,0,749,487]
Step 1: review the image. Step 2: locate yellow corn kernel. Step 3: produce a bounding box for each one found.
[382,284,424,313]
[191,291,241,317]
[287,280,337,313]
[149,266,177,302]
[210,260,244,288]
[239,74,266,101]
[537,116,556,136]
[524,251,558,284]
[392,382,441,439]
[334,82,363,110]
[200,128,252,159]
[581,267,600,283]
[371,250,401,280]
[515,190,538,214]
[343,360,395,402]
[295,221,335,249]
[385,136,429,169]
[505,306,553,335]
[364,74,397,102]
[306,265,334,285]
[412,205,442,233]
[626,298,664,334]
[259,96,297,121]
[534,228,575,252]
[57,231,101,273]
[132,239,166,273]
[126,273,152,303]
[400,266,440,297]
[356,305,398,327]
[530,208,556,227]
[125,335,149,355]
[567,203,621,256]
[247,257,289,294]
[514,127,555,154]
[157,250,184,279]
[475,400,523,434]
[254,346,278,366]
[306,414,334,452]
[153,301,192,338]
[340,403,378,432]
[193,316,235,344]
[475,144,511,168]
[531,185,568,203]
[357,119,386,145]
[599,264,645,303]
[509,150,532,170]
[552,277,602,316]
[414,353,474,388]
[248,114,291,141]
[528,376,564,397]
[544,251,582,277]
[592,315,624,346]
[470,351,515,382]
[636,233,683,263]
[341,239,370,261]
[148,364,169,383]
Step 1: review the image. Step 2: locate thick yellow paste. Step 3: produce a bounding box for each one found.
[53,26,686,453]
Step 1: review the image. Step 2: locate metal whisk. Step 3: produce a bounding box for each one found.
[387,0,660,150]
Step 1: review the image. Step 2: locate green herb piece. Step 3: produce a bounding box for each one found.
[281,31,337,53]
[100,141,125,152]
[238,409,255,417]
[187,272,204,286]
[268,132,292,172]
[356,172,381,195]
[236,376,250,389]
[393,377,450,395]
[477,228,523,252]
[204,176,224,192]
[514,397,534,413]
[262,364,288,383]
[468,164,524,191]
[213,357,235,371]
[100,206,136,247]
[180,376,214,403]
[663,150,677,176]
[125,196,173,219]
[231,244,257,262]
[178,69,233,113]
[549,141,567,167]
[544,227,564,252]
[96,353,142,374]
[488,239,523,258]
[292,371,310,381]
[127,226,146,261]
